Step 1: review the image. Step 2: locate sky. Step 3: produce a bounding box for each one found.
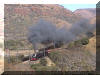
[61,4,96,11]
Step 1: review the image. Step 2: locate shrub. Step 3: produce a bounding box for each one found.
[9,56,16,63]
[31,63,41,70]
[68,38,89,48]
[17,54,24,60]
[31,63,59,71]
[74,38,89,46]
[74,40,82,46]
[40,58,47,66]
[67,42,75,48]
[81,38,89,45]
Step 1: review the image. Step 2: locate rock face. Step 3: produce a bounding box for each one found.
[5,4,81,37]
[74,8,96,30]
[4,4,81,50]
[74,8,96,19]
[4,4,96,50]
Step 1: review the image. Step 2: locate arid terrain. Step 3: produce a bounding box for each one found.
[5,35,96,71]
[4,4,96,71]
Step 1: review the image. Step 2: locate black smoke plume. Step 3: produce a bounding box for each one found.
[28,18,95,50]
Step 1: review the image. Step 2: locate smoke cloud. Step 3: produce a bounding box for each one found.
[28,18,95,50]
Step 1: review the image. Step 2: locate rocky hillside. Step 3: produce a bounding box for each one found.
[5,4,81,40]
[4,4,95,50]
[74,8,96,29]
[48,47,96,71]
[74,8,96,19]
[4,4,96,71]
[48,34,96,71]
[4,4,82,50]
[74,8,96,37]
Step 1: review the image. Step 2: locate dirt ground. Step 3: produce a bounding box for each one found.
[45,57,55,66]
[4,50,55,71]
[5,60,34,71]
[4,49,35,71]
[4,56,55,71]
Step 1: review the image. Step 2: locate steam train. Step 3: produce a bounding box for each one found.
[22,42,63,61]
[22,47,53,61]
[30,50,51,61]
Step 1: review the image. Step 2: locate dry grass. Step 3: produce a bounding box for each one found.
[85,36,96,56]
[4,49,35,71]
[48,47,96,71]
[5,50,34,56]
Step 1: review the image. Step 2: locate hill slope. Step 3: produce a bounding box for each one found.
[48,35,96,71]
[4,4,81,49]
[4,5,96,50]
[74,8,96,19]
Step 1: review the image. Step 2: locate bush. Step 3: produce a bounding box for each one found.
[74,40,82,46]
[17,54,24,60]
[31,63,41,70]
[67,42,75,48]
[81,38,89,45]
[74,38,89,46]
[40,58,47,66]
[9,56,17,63]
[68,38,89,48]
[31,63,59,71]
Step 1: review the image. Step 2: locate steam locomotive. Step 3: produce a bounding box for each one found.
[22,42,63,61]
[22,49,52,61]
[30,50,51,61]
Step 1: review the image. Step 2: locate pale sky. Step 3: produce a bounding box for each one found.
[61,4,96,11]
